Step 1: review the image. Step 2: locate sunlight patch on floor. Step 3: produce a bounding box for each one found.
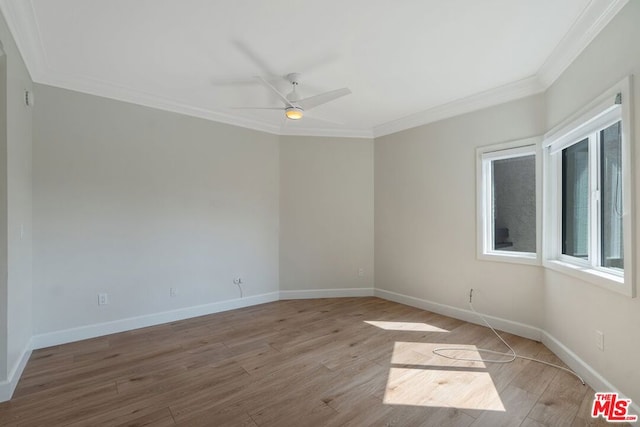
[391,342,486,368]
[383,342,505,411]
[364,320,449,333]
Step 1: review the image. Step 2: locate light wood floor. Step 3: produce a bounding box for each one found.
[0,297,621,426]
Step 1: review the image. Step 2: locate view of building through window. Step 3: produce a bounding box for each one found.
[492,154,536,253]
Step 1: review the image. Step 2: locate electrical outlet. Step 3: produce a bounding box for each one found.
[595,330,604,351]
[358,268,365,277]
[170,287,177,297]
[98,293,108,306]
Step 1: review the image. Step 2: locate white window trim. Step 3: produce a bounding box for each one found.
[542,76,635,298]
[476,137,542,266]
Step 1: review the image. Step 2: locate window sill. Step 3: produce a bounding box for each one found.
[478,251,540,266]
[543,259,632,297]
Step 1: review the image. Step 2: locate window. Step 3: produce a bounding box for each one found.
[543,77,633,297]
[600,122,624,270]
[562,138,589,259]
[558,123,624,269]
[477,139,540,265]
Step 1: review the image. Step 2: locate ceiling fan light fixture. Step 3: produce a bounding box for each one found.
[285,106,304,120]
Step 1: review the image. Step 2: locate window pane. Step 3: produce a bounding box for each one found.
[492,155,536,253]
[601,121,623,270]
[562,139,589,259]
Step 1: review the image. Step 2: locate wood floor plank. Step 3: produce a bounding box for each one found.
[520,417,549,427]
[249,397,337,427]
[0,297,595,426]
[167,369,257,422]
[509,357,559,397]
[66,405,176,427]
[176,408,257,427]
[527,370,588,426]
[0,382,119,425]
[389,405,477,427]
[321,358,389,412]
[322,395,394,427]
[470,385,538,427]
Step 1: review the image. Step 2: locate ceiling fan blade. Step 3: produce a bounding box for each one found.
[256,76,294,107]
[296,53,342,76]
[232,40,280,78]
[210,77,261,87]
[210,73,284,87]
[297,88,351,111]
[231,106,284,110]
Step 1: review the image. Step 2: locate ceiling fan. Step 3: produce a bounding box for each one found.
[237,73,351,121]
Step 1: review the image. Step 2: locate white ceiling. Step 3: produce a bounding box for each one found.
[0,0,628,138]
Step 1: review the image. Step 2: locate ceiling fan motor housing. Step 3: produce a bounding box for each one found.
[285,106,304,120]
[286,72,301,85]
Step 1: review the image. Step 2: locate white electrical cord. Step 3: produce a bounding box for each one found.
[432,289,585,385]
[236,282,244,298]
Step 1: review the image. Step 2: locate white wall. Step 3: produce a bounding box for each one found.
[543,1,640,404]
[33,85,279,334]
[0,8,33,392]
[375,94,546,328]
[0,49,6,381]
[31,86,378,338]
[279,136,374,294]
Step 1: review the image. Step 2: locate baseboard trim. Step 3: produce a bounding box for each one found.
[540,331,640,417]
[31,292,280,350]
[0,341,32,402]
[279,287,375,299]
[31,288,374,350]
[374,288,542,341]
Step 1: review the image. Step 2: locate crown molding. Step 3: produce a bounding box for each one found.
[0,0,629,139]
[40,70,288,134]
[0,0,46,81]
[373,76,545,138]
[537,0,629,87]
[367,0,630,138]
[38,70,376,138]
[33,69,373,139]
[279,125,373,139]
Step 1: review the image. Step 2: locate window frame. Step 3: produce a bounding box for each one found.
[476,137,542,265]
[542,76,635,297]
